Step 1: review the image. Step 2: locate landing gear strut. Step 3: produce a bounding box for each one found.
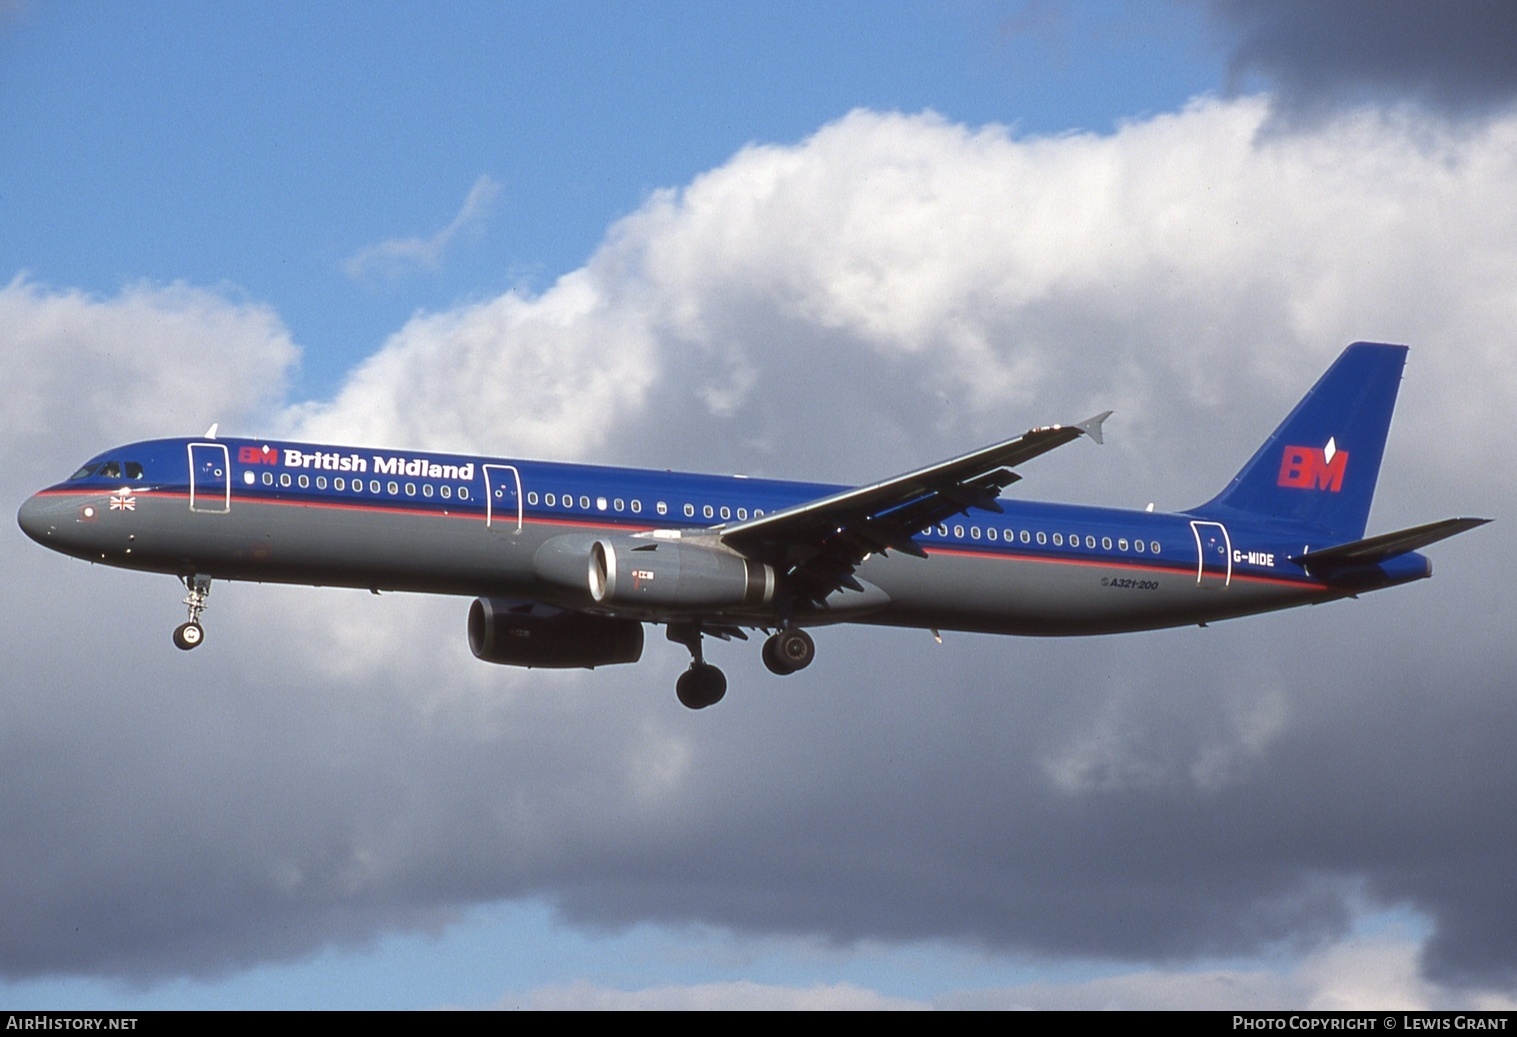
[667,623,727,709]
[762,627,815,675]
[173,574,211,651]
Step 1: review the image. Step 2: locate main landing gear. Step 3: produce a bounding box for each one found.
[668,623,818,709]
[173,575,211,651]
[667,623,727,710]
[762,628,815,676]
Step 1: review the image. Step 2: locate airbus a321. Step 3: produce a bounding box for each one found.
[18,342,1487,709]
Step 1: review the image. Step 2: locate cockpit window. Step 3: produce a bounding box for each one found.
[66,459,144,481]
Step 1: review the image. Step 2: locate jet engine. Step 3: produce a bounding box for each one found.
[534,535,775,612]
[467,598,644,668]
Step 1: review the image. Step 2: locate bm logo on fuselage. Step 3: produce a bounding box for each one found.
[1277,437,1347,492]
[238,445,280,465]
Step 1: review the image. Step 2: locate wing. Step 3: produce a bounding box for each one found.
[720,413,1111,607]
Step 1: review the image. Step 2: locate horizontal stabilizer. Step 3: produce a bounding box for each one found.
[1291,517,1490,571]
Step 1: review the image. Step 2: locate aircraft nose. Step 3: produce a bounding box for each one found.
[17,492,58,545]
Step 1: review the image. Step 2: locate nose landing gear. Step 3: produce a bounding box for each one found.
[173,575,211,650]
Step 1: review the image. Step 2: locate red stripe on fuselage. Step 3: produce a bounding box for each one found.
[35,487,1326,590]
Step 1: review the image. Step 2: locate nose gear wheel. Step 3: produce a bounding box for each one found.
[174,575,212,650]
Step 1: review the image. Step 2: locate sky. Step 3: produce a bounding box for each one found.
[2,0,1516,1011]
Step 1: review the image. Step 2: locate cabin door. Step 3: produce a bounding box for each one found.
[483,464,522,533]
[1189,520,1232,588]
[187,443,231,514]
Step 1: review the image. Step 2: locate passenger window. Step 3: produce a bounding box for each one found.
[614,498,624,511]
[527,492,538,505]
[970,527,980,539]
[987,528,997,541]
[597,497,608,511]
[937,524,948,536]
[1151,541,1161,554]
[1085,535,1095,549]
[423,484,434,498]
[369,480,380,494]
[458,486,469,500]
[317,476,327,489]
[335,477,345,490]
[405,482,416,496]
[1020,530,1031,544]
[737,508,747,520]
[1135,539,1145,552]
[630,500,642,514]
[440,485,451,499]
[1102,536,1112,550]
[279,473,291,488]
[953,524,964,538]
[684,504,695,518]
[656,502,666,515]
[579,496,589,509]
[1053,533,1063,546]
[1036,531,1047,545]
[262,472,273,486]
[545,493,555,506]
[299,475,309,489]
[1119,538,1128,551]
[703,505,714,519]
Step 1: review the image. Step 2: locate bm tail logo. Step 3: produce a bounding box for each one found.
[1278,437,1348,492]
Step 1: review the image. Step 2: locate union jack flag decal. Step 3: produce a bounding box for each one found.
[109,495,136,511]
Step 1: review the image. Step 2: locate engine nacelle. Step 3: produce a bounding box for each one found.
[588,536,774,610]
[467,598,644,669]
[533,534,775,612]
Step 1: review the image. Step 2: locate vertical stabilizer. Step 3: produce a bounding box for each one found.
[1190,342,1407,540]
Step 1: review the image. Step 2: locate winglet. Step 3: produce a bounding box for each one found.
[1075,411,1112,446]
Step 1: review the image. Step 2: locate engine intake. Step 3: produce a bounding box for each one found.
[587,537,774,610]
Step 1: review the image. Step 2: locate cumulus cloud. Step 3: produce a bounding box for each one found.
[342,175,501,281]
[0,276,297,456]
[6,98,1517,1000]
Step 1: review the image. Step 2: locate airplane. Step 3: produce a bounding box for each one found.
[17,342,1488,709]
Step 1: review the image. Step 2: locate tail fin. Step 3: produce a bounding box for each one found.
[1190,342,1407,540]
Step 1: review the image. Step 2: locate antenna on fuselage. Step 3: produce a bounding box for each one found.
[204,423,219,439]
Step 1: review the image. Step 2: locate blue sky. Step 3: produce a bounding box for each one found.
[2,1,1222,397]
[5,0,1517,1012]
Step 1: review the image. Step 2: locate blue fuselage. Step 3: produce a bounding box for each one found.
[17,436,1431,638]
